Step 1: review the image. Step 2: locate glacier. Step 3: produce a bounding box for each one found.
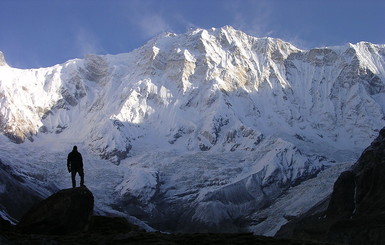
[0,26,384,234]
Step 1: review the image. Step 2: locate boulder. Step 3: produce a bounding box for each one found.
[17,186,94,235]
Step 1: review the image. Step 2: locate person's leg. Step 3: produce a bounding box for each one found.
[71,171,76,188]
[79,168,85,186]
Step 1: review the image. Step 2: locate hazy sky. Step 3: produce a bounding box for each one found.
[0,0,384,68]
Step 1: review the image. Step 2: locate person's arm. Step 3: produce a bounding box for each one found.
[80,153,83,168]
[67,154,71,172]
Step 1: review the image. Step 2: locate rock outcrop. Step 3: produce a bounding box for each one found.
[17,186,94,235]
[276,127,385,245]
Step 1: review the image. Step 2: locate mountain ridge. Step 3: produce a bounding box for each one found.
[1,27,384,149]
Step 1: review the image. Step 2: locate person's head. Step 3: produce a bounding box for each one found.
[73,145,78,152]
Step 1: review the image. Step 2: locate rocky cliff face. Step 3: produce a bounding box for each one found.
[277,127,385,245]
[0,26,384,234]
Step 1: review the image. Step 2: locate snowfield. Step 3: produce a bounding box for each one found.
[0,26,384,234]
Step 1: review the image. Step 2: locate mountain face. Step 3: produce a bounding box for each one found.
[0,26,384,234]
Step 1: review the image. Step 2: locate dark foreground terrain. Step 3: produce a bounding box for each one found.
[277,127,385,245]
[0,222,338,245]
[0,186,337,245]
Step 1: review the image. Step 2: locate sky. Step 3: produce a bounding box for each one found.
[0,0,384,69]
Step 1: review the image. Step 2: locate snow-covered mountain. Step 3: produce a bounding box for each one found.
[0,26,384,234]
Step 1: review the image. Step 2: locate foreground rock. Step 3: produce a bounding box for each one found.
[17,186,94,235]
[277,127,385,245]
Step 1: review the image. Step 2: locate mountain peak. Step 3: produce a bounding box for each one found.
[0,26,385,235]
[0,51,8,66]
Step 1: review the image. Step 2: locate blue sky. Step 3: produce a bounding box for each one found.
[0,0,384,69]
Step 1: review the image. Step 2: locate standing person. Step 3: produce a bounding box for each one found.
[67,146,84,188]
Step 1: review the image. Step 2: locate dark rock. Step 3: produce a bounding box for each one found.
[89,216,142,234]
[0,159,43,221]
[325,170,356,219]
[0,228,340,245]
[17,186,94,235]
[276,197,332,242]
[277,127,385,245]
[0,217,12,232]
[0,213,338,245]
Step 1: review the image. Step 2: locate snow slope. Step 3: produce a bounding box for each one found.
[0,26,384,234]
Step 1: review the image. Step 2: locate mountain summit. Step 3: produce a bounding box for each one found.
[0,26,384,234]
[0,51,7,66]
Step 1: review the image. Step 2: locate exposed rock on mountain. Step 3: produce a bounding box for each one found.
[18,186,94,235]
[276,127,385,245]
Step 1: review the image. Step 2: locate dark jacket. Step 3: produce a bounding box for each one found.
[67,149,83,172]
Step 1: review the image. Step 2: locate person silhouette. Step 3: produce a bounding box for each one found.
[67,146,84,188]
